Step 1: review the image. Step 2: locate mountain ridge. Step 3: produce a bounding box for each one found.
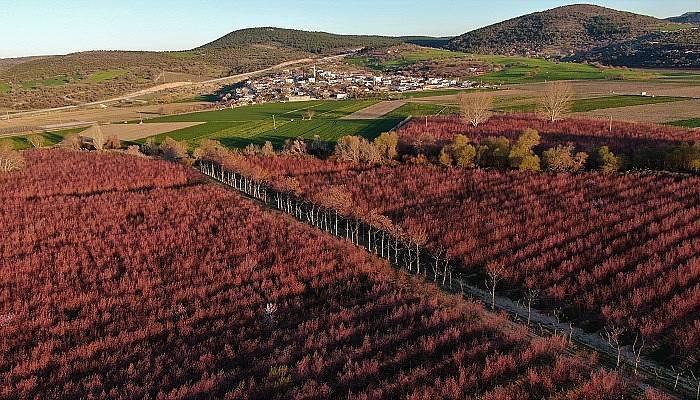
[447,4,688,58]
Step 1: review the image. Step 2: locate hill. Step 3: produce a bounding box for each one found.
[447,4,687,58]
[667,12,700,24]
[199,27,399,53]
[0,46,311,110]
[0,28,413,110]
[567,28,700,68]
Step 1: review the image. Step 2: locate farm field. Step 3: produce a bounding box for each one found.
[667,118,700,128]
[242,155,700,371]
[577,99,700,124]
[490,95,688,114]
[396,114,700,156]
[80,122,205,142]
[2,127,85,150]
[0,149,656,399]
[142,100,404,149]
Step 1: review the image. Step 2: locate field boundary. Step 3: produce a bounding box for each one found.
[197,160,697,399]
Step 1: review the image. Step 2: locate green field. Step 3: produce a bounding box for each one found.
[5,128,85,150]
[666,118,700,128]
[0,83,10,93]
[494,95,689,113]
[348,48,466,71]
[88,69,127,83]
[141,100,404,149]
[570,95,687,112]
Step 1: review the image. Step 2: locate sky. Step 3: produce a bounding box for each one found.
[1,0,697,58]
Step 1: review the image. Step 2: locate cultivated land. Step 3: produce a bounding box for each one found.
[340,100,407,120]
[141,99,404,149]
[81,122,205,141]
[1,150,661,399]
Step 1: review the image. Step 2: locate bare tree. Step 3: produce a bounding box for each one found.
[0,141,24,173]
[485,263,506,310]
[334,136,362,163]
[459,91,493,127]
[524,285,540,326]
[631,332,645,375]
[604,325,625,368]
[541,81,573,122]
[160,137,188,161]
[61,132,82,150]
[91,124,106,151]
[27,134,44,148]
[105,135,121,150]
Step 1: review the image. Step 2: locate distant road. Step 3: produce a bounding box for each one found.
[5,53,351,119]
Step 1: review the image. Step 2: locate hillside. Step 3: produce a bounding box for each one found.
[199,27,399,53]
[567,28,700,68]
[667,12,700,24]
[447,4,687,58]
[0,28,414,110]
[0,45,311,110]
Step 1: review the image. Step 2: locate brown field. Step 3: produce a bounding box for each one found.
[0,102,210,133]
[576,98,700,123]
[80,122,204,141]
[341,100,406,119]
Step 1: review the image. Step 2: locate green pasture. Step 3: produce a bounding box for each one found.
[5,128,85,150]
[666,118,700,128]
[570,95,687,112]
[494,95,689,113]
[88,69,127,83]
[139,99,403,150]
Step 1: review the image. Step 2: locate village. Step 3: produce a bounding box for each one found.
[215,63,485,107]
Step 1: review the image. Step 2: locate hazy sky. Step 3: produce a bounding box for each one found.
[1,0,697,58]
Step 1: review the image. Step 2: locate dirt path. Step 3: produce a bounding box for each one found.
[341,100,406,120]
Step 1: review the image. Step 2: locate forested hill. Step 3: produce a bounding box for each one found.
[666,12,700,24]
[198,27,400,54]
[566,28,700,68]
[447,4,687,58]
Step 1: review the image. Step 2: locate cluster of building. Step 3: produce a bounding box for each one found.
[217,66,480,106]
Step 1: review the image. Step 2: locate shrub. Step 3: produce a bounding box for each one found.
[596,146,621,174]
[542,145,588,172]
[477,136,511,168]
[160,137,188,161]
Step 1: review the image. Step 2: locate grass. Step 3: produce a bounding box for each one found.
[137,99,402,150]
[21,76,71,89]
[5,128,85,150]
[0,83,10,93]
[666,118,700,128]
[493,95,689,113]
[570,95,687,113]
[387,102,459,118]
[140,118,401,150]
[347,48,466,71]
[148,100,377,123]
[88,69,127,83]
